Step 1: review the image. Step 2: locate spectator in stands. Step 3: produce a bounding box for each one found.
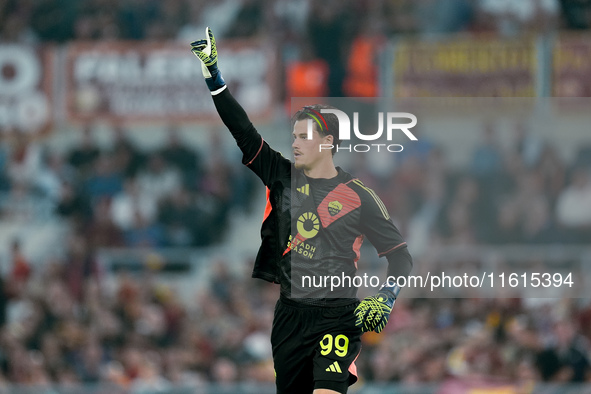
[225,0,264,38]
[536,319,591,381]
[158,186,210,247]
[514,121,544,169]
[285,41,329,106]
[7,132,42,193]
[55,180,93,227]
[211,358,238,384]
[84,196,125,248]
[111,126,145,178]
[396,126,435,167]
[136,154,181,204]
[62,234,98,301]
[123,210,165,247]
[471,122,504,179]
[8,238,31,295]
[159,126,202,190]
[490,199,522,243]
[84,153,124,202]
[67,125,100,179]
[343,17,385,97]
[521,197,557,243]
[35,152,74,205]
[73,334,106,383]
[39,333,66,381]
[197,131,235,233]
[110,177,157,231]
[537,145,567,206]
[307,0,354,96]
[439,180,479,245]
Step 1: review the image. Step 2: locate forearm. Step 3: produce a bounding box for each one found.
[385,247,413,282]
[211,88,263,161]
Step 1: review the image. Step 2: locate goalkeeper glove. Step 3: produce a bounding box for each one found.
[354,282,401,333]
[190,27,226,93]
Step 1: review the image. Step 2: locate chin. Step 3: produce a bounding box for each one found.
[294,160,309,171]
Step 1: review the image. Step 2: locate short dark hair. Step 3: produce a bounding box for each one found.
[292,104,341,155]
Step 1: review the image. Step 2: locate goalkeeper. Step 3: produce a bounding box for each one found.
[191,28,413,394]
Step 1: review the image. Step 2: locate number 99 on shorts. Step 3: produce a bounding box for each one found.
[320,334,349,357]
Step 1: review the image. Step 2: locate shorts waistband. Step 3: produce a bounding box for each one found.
[279,294,359,309]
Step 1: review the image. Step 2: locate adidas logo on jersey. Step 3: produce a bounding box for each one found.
[325,361,342,373]
[297,184,309,195]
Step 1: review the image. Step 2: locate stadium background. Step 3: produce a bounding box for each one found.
[1,0,591,393]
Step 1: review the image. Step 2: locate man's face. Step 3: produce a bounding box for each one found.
[292,120,333,171]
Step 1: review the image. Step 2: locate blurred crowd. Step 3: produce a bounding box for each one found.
[2,116,590,251]
[2,0,591,100]
[2,0,590,43]
[356,120,591,247]
[0,124,256,249]
[0,248,589,389]
[0,248,277,389]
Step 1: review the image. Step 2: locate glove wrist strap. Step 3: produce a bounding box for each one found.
[380,281,401,300]
[205,70,226,92]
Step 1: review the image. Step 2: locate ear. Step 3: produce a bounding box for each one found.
[324,134,333,145]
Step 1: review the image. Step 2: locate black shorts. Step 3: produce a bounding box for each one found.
[271,296,362,394]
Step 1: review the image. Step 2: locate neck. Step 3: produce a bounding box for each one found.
[304,162,338,179]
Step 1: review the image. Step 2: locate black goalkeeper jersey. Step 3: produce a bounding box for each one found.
[212,89,411,305]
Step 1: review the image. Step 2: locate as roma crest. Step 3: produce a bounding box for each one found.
[328,201,343,216]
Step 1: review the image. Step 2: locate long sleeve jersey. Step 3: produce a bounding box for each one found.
[212,88,412,305]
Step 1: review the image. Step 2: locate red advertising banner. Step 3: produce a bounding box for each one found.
[65,41,275,123]
[553,34,591,97]
[0,45,54,133]
[393,39,536,97]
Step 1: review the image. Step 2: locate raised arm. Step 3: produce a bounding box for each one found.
[190,27,290,185]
